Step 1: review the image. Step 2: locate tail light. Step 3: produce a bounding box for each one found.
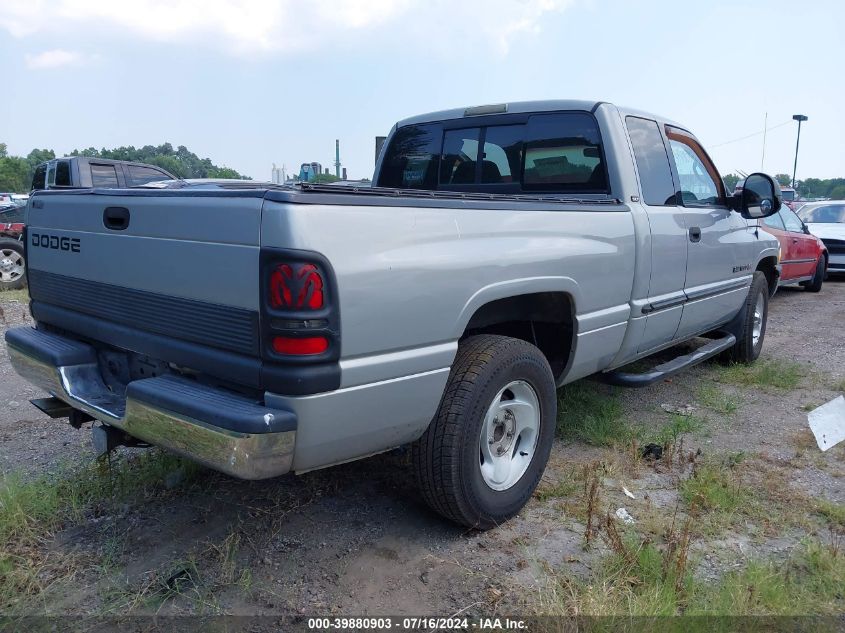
[260,249,339,362]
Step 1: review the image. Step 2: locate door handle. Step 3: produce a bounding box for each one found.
[688,227,702,243]
[103,206,130,231]
[792,238,799,243]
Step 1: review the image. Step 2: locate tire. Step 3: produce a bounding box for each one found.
[412,334,557,529]
[724,271,768,364]
[0,239,26,291]
[800,256,825,293]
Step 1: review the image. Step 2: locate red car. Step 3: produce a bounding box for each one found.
[760,206,828,292]
[0,202,26,290]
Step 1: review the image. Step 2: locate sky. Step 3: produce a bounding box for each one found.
[1,0,843,182]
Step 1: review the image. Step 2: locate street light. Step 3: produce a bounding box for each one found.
[791,114,808,189]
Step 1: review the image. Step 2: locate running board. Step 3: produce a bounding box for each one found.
[600,334,736,388]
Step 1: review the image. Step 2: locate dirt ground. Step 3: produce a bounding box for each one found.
[0,278,843,620]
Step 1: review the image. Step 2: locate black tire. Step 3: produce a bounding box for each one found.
[0,238,26,291]
[724,271,768,364]
[800,255,825,293]
[412,334,557,529]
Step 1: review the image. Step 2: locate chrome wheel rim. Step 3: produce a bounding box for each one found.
[479,380,540,491]
[751,292,765,346]
[0,249,24,283]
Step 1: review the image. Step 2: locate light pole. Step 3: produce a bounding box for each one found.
[791,114,808,189]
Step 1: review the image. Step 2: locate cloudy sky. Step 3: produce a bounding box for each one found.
[1,0,842,182]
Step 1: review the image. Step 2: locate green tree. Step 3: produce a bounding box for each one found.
[723,173,741,192]
[829,185,845,200]
[774,173,792,187]
[310,173,340,184]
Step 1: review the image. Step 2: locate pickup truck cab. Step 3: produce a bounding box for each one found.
[6,100,782,529]
[31,157,174,191]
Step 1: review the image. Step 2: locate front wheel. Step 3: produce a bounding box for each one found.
[0,239,26,290]
[724,271,769,364]
[412,335,557,529]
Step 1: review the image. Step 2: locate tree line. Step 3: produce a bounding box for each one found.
[0,142,248,192]
[723,172,845,200]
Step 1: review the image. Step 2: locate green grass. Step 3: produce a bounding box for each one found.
[715,359,804,391]
[534,477,580,502]
[557,382,630,446]
[542,535,844,617]
[654,414,707,445]
[679,461,756,528]
[0,287,29,303]
[696,383,739,415]
[813,499,845,529]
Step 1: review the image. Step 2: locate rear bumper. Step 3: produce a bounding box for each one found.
[5,326,297,480]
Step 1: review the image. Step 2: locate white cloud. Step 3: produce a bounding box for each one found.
[0,0,573,57]
[25,48,86,69]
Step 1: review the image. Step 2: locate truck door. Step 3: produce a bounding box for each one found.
[625,116,688,354]
[664,127,748,340]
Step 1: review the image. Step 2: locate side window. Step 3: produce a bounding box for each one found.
[665,127,724,206]
[800,205,845,224]
[763,212,786,231]
[0,207,24,223]
[127,165,169,186]
[90,164,119,188]
[376,123,442,189]
[440,127,480,185]
[522,113,607,192]
[625,116,676,206]
[481,125,523,184]
[55,160,71,186]
[31,164,47,190]
[781,209,804,232]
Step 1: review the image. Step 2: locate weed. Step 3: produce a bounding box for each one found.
[833,378,845,393]
[558,382,631,446]
[583,464,601,545]
[656,414,707,445]
[696,383,739,415]
[0,287,29,302]
[802,402,818,412]
[814,500,845,529]
[679,461,755,531]
[535,474,580,502]
[715,359,805,391]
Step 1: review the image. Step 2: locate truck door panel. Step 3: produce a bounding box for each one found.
[665,127,747,339]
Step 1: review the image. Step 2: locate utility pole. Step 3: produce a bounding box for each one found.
[791,114,808,189]
[760,112,767,171]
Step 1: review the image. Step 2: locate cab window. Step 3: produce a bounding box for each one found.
[665,127,724,206]
[763,212,785,231]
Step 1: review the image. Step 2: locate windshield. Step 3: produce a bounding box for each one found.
[799,205,845,224]
[780,189,795,201]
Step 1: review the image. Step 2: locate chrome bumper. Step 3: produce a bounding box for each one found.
[5,327,296,480]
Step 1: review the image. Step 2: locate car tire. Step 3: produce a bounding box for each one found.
[724,271,768,364]
[412,334,557,529]
[800,255,825,293]
[0,239,26,291]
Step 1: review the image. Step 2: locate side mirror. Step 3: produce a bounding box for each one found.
[733,173,782,219]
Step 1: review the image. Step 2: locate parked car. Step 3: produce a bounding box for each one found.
[779,185,799,210]
[0,202,26,290]
[797,201,845,275]
[31,157,175,191]
[5,100,782,529]
[760,207,828,291]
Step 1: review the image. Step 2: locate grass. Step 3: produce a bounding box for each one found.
[0,287,29,303]
[542,526,844,617]
[679,461,757,533]
[696,383,739,415]
[557,382,631,446]
[0,450,203,613]
[715,359,805,391]
[813,500,845,529]
[654,414,707,446]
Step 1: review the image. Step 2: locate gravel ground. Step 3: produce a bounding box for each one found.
[1,279,843,617]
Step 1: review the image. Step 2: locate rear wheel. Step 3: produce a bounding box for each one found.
[412,335,556,529]
[724,271,768,364]
[0,239,26,290]
[800,255,825,293]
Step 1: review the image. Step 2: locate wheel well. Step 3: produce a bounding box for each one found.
[757,256,778,296]
[462,292,575,380]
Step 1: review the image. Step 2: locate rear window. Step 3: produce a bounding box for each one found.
[377,111,608,194]
[55,160,71,186]
[90,164,119,188]
[127,164,169,186]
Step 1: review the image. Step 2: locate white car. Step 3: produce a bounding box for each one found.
[798,201,845,275]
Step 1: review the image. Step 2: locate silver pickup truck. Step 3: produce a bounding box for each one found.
[6,100,782,529]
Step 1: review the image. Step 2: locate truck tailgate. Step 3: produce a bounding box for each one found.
[26,189,263,363]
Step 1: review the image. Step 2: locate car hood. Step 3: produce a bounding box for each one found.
[806,223,845,240]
